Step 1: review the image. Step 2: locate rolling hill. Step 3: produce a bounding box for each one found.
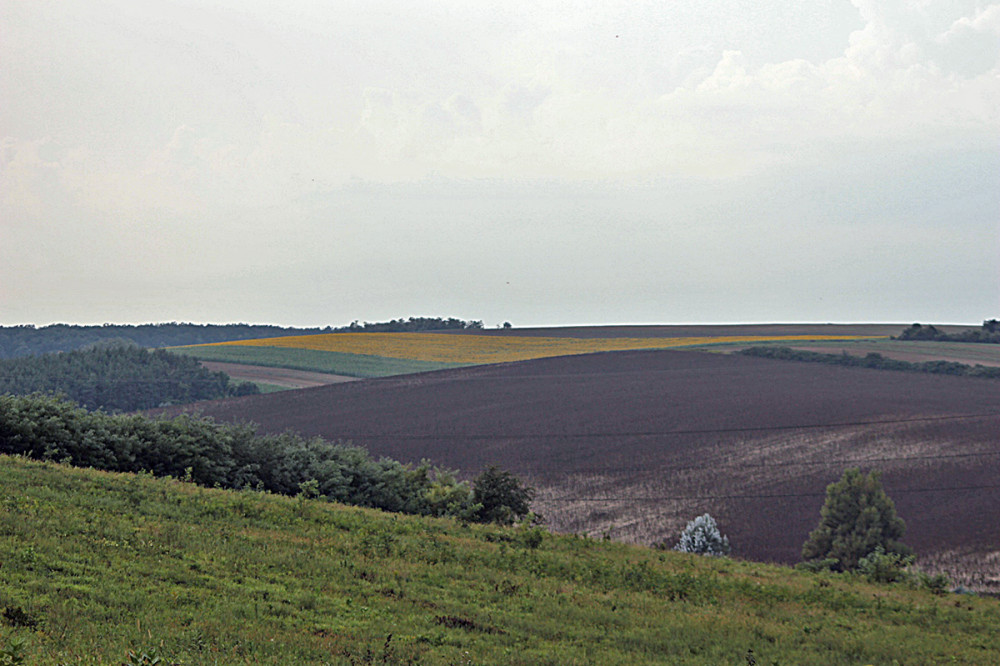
[159,347,1000,593]
[170,324,893,379]
[2,455,998,664]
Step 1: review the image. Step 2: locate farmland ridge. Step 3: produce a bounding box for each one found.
[159,345,1000,592]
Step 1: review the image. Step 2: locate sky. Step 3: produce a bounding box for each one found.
[2,0,998,328]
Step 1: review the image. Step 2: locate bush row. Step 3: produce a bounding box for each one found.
[739,346,1000,379]
[0,393,508,521]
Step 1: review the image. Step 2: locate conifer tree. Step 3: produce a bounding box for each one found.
[801,468,910,571]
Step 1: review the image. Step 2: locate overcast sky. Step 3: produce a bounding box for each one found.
[2,0,997,327]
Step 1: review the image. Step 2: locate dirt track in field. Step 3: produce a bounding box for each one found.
[165,348,1000,589]
[201,361,358,388]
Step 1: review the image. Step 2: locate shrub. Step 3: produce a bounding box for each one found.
[857,546,914,583]
[0,393,480,521]
[472,466,535,525]
[673,513,731,556]
[914,571,951,594]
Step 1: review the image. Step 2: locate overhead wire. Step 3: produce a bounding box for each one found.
[537,483,1000,503]
[321,411,1000,441]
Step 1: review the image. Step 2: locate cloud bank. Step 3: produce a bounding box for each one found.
[2,1,997,325]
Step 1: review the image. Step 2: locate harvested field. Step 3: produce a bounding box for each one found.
[161,349,1000,592]
[199,361,358,389]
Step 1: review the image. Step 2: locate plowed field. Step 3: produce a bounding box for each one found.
[160,349,1000,592]
[199,361,358,389]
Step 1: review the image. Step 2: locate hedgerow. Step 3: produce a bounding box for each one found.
[0,393,496,520]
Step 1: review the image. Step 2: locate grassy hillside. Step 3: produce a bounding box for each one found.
[2,456,998,665]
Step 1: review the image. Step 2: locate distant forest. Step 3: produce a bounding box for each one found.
[0,343,259,412]
[896,320,1000,343]
[0,317,484,358]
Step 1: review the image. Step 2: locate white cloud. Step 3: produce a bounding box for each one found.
[2,0,997,325]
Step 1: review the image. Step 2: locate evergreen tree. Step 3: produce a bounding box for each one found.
[801,468,910,571]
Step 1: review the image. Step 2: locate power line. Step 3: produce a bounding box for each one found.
[537,483,1000,502]
[516,449,1000,475]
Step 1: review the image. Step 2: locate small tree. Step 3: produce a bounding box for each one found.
[801,468,910,572]
[472,465,534,525]
[674,513,730,556]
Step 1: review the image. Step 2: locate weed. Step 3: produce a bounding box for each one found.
[342,634,399,665]
[435,615,503,634]
[122,648,163,666]
[0,636,27,666]
[1,606,39,630]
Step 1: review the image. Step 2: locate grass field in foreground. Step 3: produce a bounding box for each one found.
[2,456,998,665]
[175,333,884,378]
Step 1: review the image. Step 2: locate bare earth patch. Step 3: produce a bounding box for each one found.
[201,361,358,389]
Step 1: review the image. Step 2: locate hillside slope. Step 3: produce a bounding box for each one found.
[160,349,1000,590]
[2,456,998,664]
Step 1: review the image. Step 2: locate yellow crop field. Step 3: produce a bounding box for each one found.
[200,333,883,365]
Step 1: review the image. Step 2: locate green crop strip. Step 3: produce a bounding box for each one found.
[171,345,471,378]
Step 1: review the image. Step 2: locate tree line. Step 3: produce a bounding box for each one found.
[0,323,325,359]
[739,345,1000,379]
[0,342,259,411]
[0,317,485,359]
[341,317,484,332]
[896,320,1000,343]
[0,393,534,524]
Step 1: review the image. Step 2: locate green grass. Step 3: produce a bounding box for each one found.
[171,345,471,378]
[249,381,288,394]
[2,457,998,664]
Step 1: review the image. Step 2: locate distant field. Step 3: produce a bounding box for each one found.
[172,343,469,378]
[199,361,359,390]
[175,330,887,377]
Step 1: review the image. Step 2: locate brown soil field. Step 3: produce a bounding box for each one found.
[201,361,358,389]
[164,349,1000,592]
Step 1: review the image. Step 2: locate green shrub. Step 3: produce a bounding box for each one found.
[0,393,482,521]
[858,546,914,583]
[472,466,535,525]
